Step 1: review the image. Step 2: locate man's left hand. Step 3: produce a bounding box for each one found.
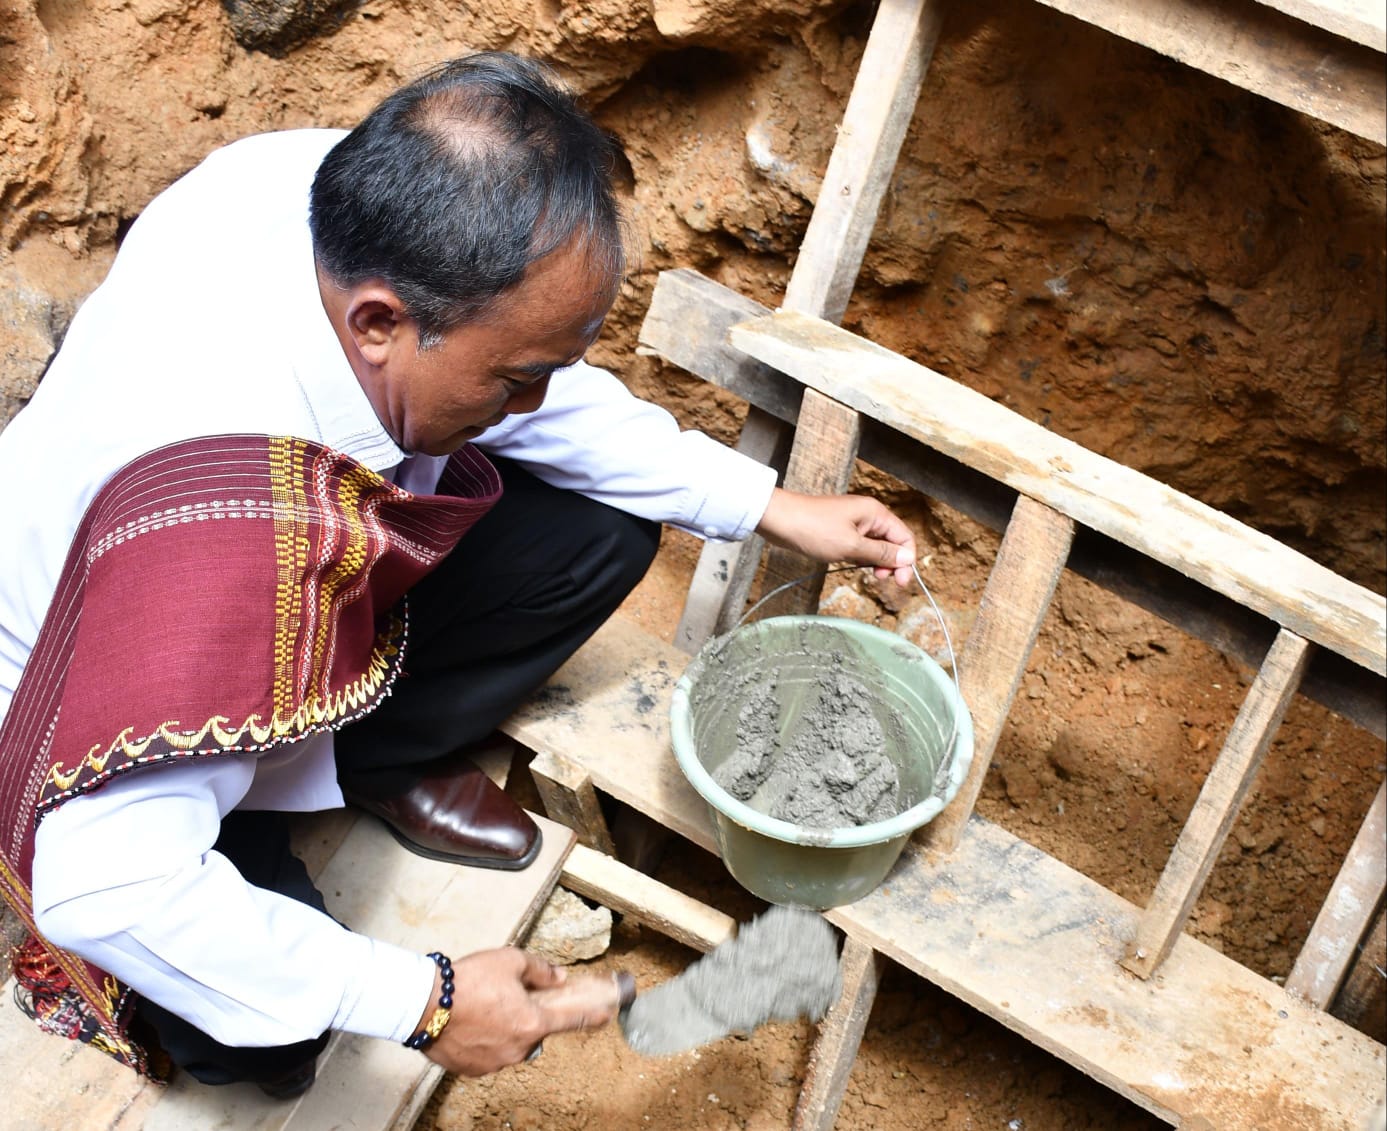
[755,488,916,587]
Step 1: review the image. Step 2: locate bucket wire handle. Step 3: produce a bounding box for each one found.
[720,562,964,783]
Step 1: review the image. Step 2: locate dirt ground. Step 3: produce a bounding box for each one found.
[417,518,1385,1131]
[2,0,1384,1127]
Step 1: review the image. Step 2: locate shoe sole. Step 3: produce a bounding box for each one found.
[369,813,544,871]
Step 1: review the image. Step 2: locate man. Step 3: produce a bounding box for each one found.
[0,53,916,1094]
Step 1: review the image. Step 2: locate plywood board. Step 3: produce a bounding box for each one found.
[1,811,572,1131]
[141,812,572,1131]
[729,311,1387,678]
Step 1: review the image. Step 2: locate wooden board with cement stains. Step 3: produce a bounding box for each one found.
[0,808,573,1131]
[504,614,1387,1129]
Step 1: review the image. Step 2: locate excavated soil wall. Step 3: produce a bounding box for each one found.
[2,1,1383,1128]
[3,0,1383,588]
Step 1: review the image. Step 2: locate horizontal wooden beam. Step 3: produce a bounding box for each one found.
[637,269,1386,738]
[730,309,1387,679]
[560,842,736,953]
[1251,0,1386,51]
[1033,0,1385,143]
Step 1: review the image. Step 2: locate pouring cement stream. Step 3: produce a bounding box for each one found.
[619,906,841,1056]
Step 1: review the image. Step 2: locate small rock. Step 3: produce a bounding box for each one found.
[818,583,878,623]
[0,264,67,428]
[896,601,974,671]
[522,885,612,965]
[220,0,359,53]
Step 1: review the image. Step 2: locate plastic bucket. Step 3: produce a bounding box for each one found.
[670,615,974,909]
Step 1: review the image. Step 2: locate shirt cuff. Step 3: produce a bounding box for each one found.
[332,937,439,1044]
[673,433,778,542]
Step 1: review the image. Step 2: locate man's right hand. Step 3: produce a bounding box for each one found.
[419,947,623,1076]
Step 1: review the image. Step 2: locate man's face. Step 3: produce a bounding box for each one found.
[342,238,617,457]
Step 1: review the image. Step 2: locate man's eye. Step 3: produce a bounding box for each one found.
[502,371,551,392]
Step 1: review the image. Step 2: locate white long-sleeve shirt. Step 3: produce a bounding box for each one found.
[2,129,776,1049]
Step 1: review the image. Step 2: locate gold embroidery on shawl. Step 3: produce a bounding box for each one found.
[306,462,382,699]
[269,437,309,721]
[42,631,399,795]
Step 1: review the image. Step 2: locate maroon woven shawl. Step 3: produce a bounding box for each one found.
[0,434,501,1074]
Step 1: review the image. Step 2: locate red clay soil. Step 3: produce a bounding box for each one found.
[3,1,1383,1127]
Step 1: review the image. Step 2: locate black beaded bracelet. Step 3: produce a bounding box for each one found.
[404,951,454,1051]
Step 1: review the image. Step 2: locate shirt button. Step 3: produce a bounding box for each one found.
[703,525,720,538]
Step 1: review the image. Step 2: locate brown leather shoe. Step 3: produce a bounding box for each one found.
[340,755,541,870]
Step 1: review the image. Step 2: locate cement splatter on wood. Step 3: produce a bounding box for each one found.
[619,905,841,1056]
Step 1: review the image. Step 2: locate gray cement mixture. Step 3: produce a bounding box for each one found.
[711,670,903,829]
[619,906,841,1057]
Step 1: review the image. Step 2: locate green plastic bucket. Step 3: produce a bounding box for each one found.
[671,615,974,909]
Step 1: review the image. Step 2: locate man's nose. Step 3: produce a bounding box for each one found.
[504,374,552,415]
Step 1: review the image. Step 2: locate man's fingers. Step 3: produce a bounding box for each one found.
[512,949,565,990]
[530,974,623,1034]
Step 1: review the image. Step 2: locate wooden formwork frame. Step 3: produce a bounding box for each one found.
[521,1,1387,1127]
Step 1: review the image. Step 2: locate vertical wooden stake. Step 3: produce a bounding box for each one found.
[923,495,1075,855]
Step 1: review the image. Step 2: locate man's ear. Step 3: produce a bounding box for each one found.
[343,282,413,368]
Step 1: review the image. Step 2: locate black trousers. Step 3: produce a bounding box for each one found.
[136,458,660,1084]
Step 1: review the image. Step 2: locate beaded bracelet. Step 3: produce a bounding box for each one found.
[404,951,454,1051]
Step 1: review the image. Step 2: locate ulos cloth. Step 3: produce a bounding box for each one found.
[0,433,501,1075]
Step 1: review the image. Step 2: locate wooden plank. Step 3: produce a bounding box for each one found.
[560,842,735,953]
[747,0,944,616]
[1332,906,1385,1033]
[504,618,717,857]
[288,806,359,879]
[1033,0,1386,142]
[791,936,883,1131]
[0,980,162,1129]
[639,269,1387,737]
[1287,782,1387,1007]
[832,821,1386,1129]
[924,495,1075,854]
[728,311,1387,678]
[758,389,864,618]
[140,812,574,1131]
[1124,630,1312,979]
[0,811,572,1131]
[782,0,943,324]
[527,748,618,856]
[507,615,1387,1129]
[1251,0,1386,49]
[637,271,796,417]
[674,405,789,654]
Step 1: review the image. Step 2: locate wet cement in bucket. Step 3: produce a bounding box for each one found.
[711,669,903,830]
[619,906,840,1056]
